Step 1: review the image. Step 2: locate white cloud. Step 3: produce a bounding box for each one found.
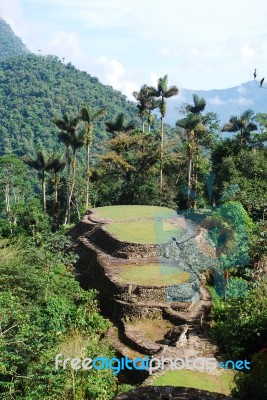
[97,56,139,99]
[47,31,85,60]
[209,96,252,107]
[239,46,255,65]
[160,48,171,56]
[0,0,21,24]
[150,73,158,87]
[208,97,226,105]
[237,85,247,94]
[234,97,253,106]
[191,48,201,57]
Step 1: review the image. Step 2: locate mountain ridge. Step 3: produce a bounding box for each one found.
[164,80,267,126]
[0,17,28,61]
[0,16,266,157]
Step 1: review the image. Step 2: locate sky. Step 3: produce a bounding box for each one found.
[1,0,267,100]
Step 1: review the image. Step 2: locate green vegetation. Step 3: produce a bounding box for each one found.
[153,369,234,395]
[92,205,176,221]
[115,263,191,285]
[0,19,266,400]
[105,219,181,244]
[0,236,130,399]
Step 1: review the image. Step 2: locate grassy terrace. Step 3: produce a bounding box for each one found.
[153,369,234,395]
[115,263,191,286]
[90,205,183,244]
[105,219,182,244]
[91,205,177,221]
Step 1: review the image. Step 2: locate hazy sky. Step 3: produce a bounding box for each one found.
[1,0,267,99]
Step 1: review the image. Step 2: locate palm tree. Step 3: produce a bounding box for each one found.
[222,109,257,148]
[186,94,206,114]
[186,95,206,207]
[146,75,178,189]
[176,113,202,209]
[132,87,147,133]
[23,149,53,212]
[53,114,80,175]
[48,154,66,204]
[79,105,106,208]
[146,96,159,134]
[53,114,81,224]
[105,113,135,137]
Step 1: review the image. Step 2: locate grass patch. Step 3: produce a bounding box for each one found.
[92,205,176,221]
[105,220,181,244]
[115,263,191,286]
[128,319,174,341]
[153,369,234,395]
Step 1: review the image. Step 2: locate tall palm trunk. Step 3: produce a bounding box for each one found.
[187,156,192,209]
[86,144,90,209]
[160,116,164,190]
[64,144,71,225]
[66,153,77,225]
[148,111,152,134]
[4,182,12,232]
[187,136,193,209]
[42,171,46,212]
[54,175,59,204]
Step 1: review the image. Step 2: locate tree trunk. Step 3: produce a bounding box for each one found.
[187,150,192,209]
[66,154,77,225]
[160,116,164,190]
[5,182,12,233]
[42,172,46,212]
[64,145,71,225]
[86,144,90,209]
[55,175,58,204]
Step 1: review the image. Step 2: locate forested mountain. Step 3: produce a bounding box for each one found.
[0,53,144,156]
[0,18,28,61]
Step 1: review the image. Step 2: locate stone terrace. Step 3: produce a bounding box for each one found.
[69,206,221,385]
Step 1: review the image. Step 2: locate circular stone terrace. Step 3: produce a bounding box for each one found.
[69,205,201,305]
[70,205,216,389]
[89,205,183,244]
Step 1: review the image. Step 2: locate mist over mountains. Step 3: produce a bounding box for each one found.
[165,80,267,126]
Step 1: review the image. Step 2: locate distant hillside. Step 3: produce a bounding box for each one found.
[0,18,28,60]
[0,53,144,156]
[0,21,174,157]
[164,80,267,126]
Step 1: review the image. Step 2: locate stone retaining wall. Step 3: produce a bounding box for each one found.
[112,386,233,399]
[112,299,163,320]
[120,319,163,355]
[69,213,213,322]
[88,225,169,259]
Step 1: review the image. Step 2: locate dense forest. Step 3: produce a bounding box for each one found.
[0,18,267,400]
